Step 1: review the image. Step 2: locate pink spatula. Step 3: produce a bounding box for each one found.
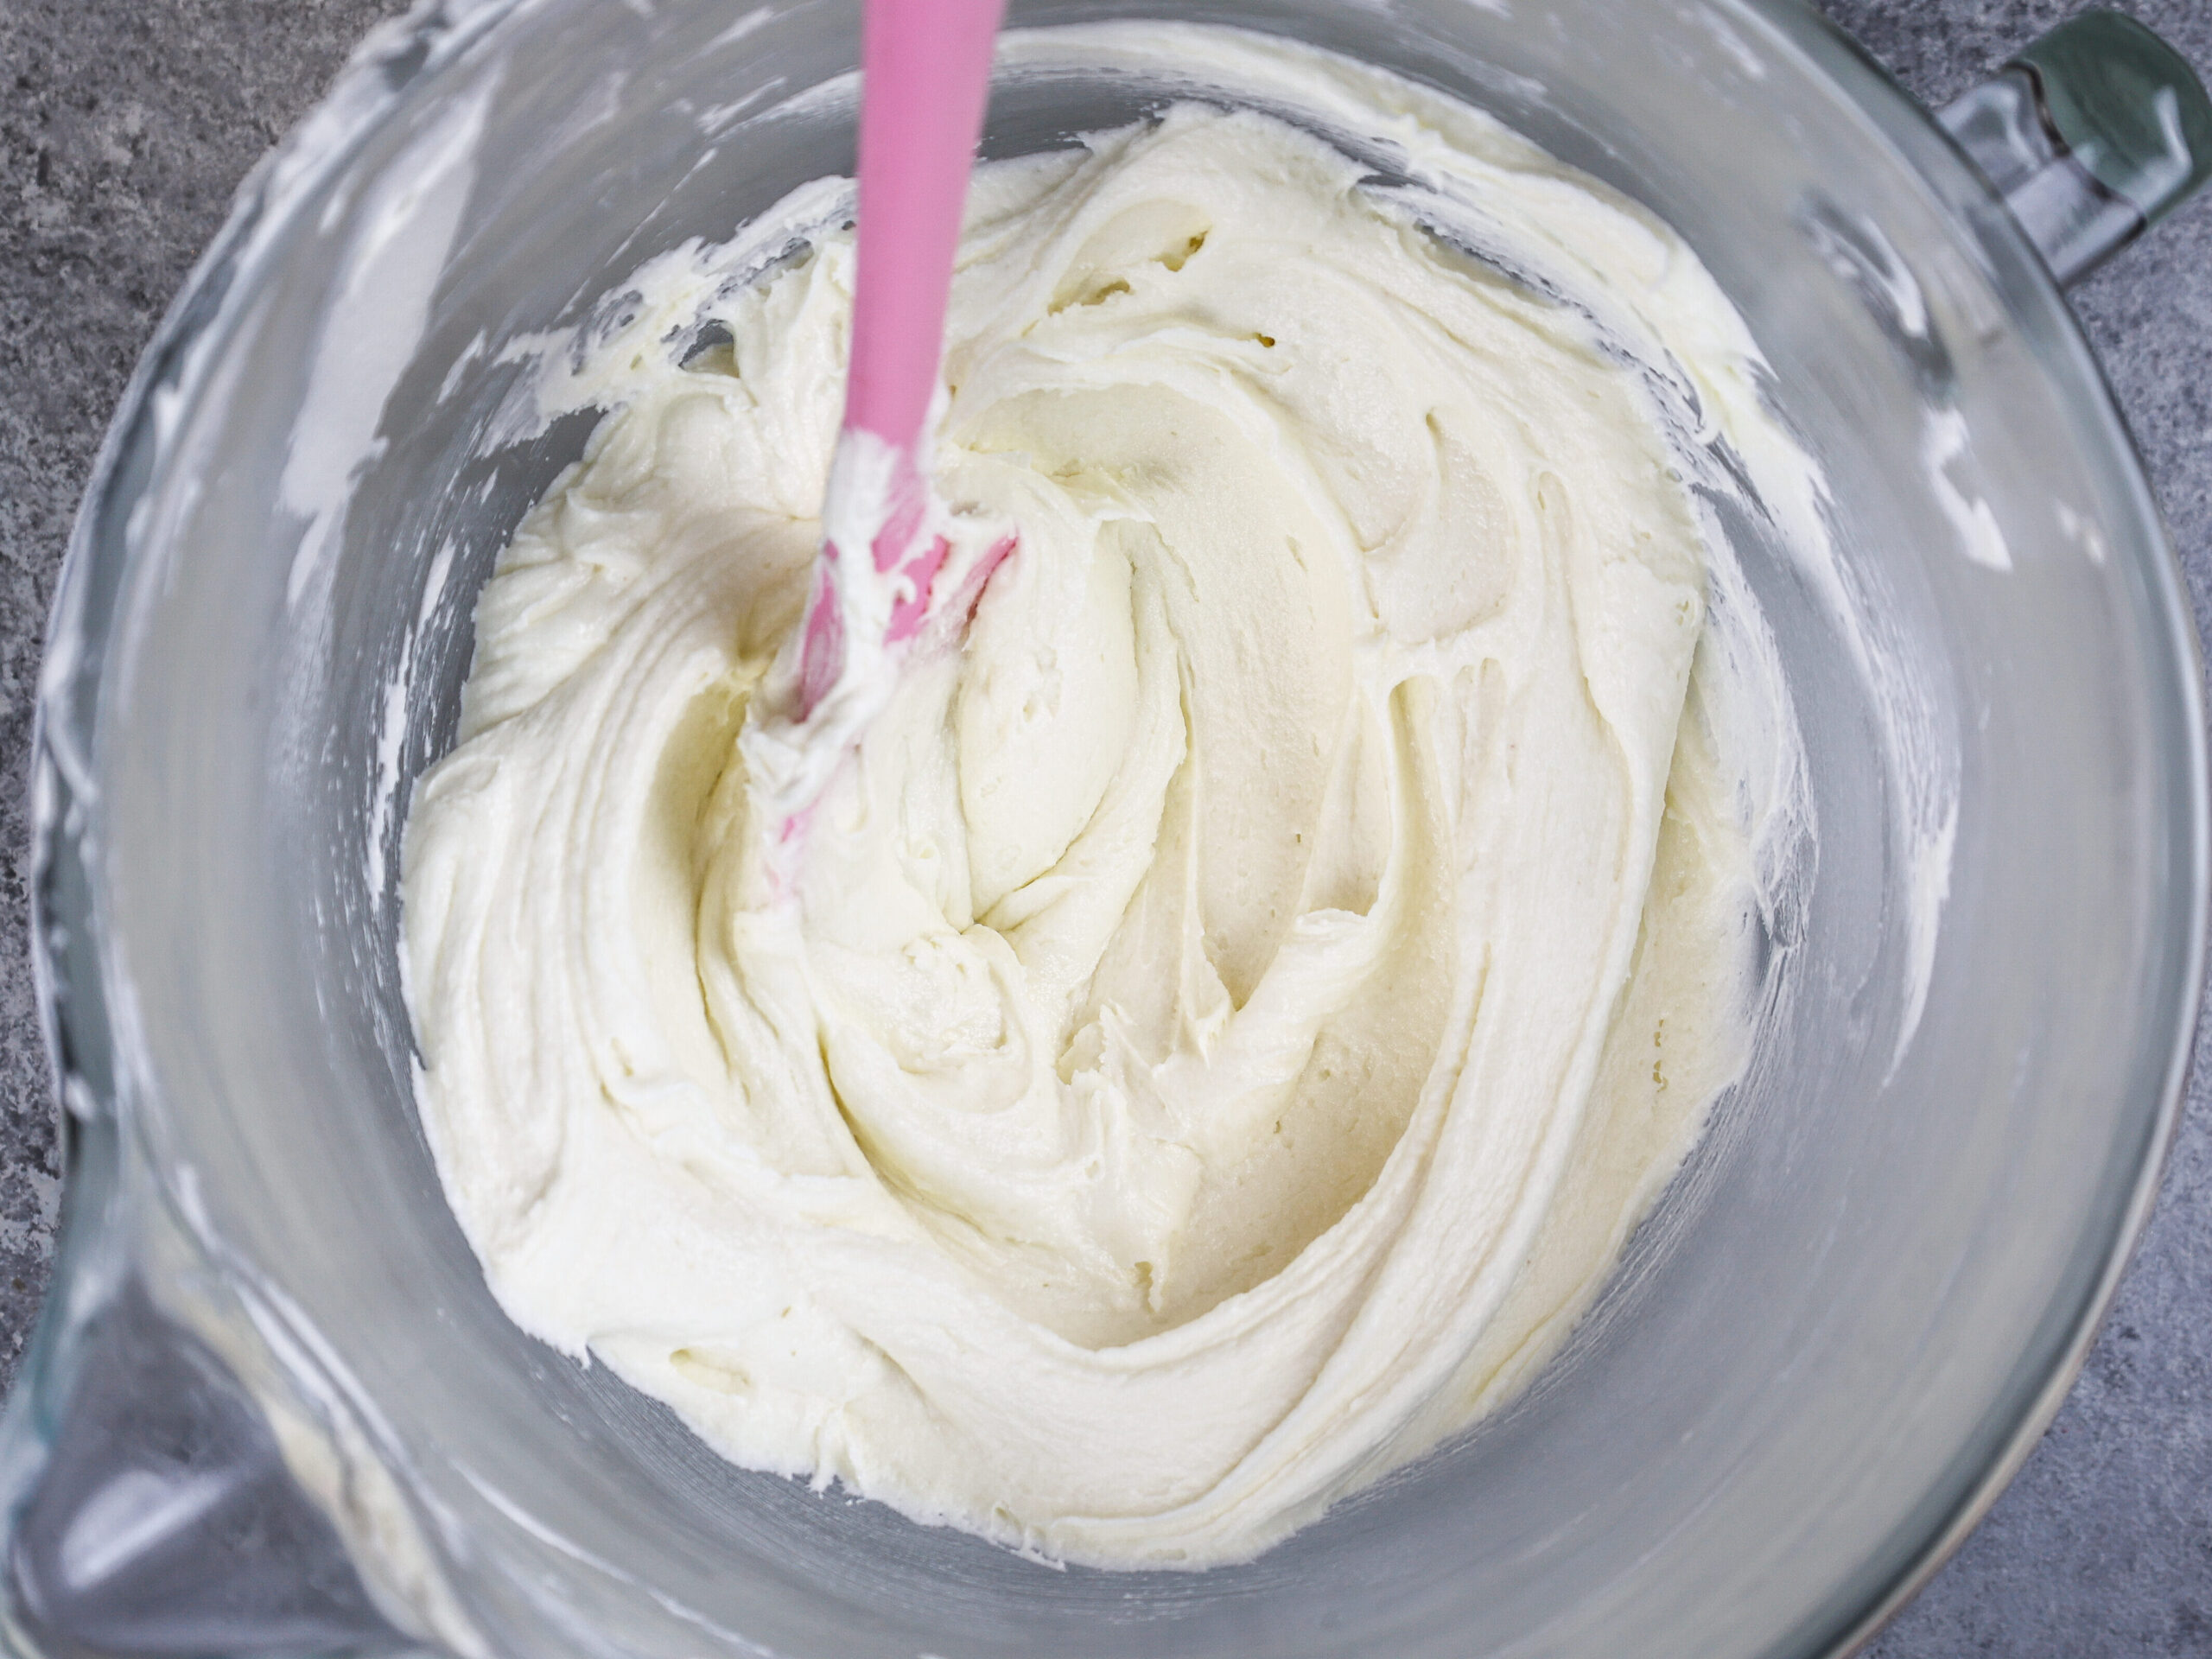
[757,0,1014,838]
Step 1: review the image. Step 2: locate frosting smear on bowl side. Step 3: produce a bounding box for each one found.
[404,33,1814,1569]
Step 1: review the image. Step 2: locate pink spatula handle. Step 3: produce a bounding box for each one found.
[787,0,1007,723]
[767,0,1012,831]
[845,0,1007,453]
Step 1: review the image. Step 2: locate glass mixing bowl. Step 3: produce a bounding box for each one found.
[3,2,2206,1656]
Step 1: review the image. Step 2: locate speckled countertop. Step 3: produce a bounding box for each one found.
[2,1,2209,1650]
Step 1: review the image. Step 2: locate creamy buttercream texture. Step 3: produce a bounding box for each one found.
[404,50,1788,1567]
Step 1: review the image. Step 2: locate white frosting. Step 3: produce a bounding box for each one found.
[747,423,1014,847]
[404,31,1818,1567]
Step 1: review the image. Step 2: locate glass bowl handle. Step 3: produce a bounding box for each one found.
[2,1278,404,1657]
[1938,7,2212,286]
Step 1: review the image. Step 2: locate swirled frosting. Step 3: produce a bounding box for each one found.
[405,31,1801,1567]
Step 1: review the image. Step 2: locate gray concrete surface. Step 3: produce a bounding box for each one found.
[0,0,2207,1652]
